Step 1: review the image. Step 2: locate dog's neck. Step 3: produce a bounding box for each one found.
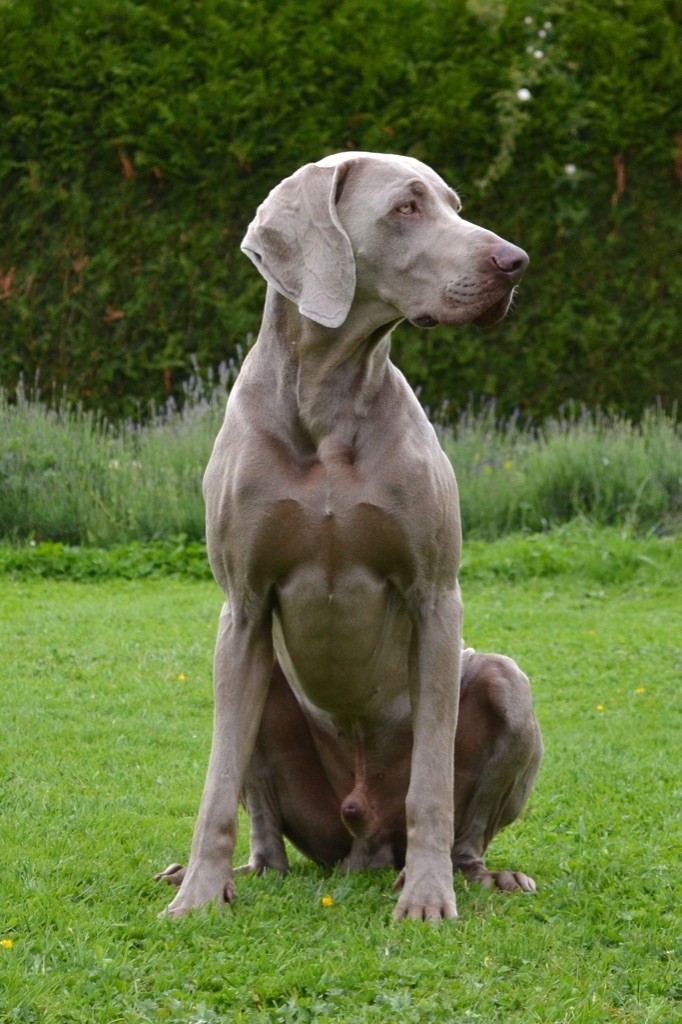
[259,289,402,447]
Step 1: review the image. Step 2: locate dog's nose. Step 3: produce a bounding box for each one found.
[491,244,529,281]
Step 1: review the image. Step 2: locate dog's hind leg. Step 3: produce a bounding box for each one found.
[452,651,543,893]
[241,661,351,871]
[238,754,291,876]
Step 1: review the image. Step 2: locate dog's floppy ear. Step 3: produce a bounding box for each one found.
[241,162,355,329]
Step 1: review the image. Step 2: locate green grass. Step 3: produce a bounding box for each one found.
[2,375,680,545]
[1,530,680,1023]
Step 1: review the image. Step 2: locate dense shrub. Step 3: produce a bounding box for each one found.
[0,0,679,419]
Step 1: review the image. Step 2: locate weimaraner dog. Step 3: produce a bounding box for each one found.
[156,152,542,922]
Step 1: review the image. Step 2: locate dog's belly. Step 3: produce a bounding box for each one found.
[272,564,412,722]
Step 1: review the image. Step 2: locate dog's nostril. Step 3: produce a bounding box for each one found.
[491,247,529,277]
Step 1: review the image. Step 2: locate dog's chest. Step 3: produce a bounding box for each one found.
[250,474,418,593]
[211,426,457,601]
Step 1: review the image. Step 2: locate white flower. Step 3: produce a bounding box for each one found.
[565,164,577,176]
[538,29,547,38]
[544,21,553,30]
[524,16,534,25]
[517,88,532,102]
[534,49,544,59]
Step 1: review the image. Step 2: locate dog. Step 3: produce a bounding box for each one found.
[155,152,541,921]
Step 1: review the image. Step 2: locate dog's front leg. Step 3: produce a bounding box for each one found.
[163,601,273,916]
[393,588,462,922]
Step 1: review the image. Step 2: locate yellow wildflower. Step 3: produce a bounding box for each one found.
[178,674,186,682]
[635,687,646,694]
[1,939,13,949]
[321,895,333,907]
[596,705,605,712]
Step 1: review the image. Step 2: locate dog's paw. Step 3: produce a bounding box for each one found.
[234,851,290,876]
[156,863,236,917]
[391,868,458,923]
[154,863,186,887]
[465,867,537,893]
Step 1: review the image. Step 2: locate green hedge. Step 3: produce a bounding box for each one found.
[1,0,679,419]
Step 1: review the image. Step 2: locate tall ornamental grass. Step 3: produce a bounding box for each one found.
[444,401,681,539]
[1,372,679,546]
[0,364,233,546]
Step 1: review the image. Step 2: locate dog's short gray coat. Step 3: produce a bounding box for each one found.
[156,152,541,922]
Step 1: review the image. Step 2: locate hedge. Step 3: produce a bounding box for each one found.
[0,0,679,420]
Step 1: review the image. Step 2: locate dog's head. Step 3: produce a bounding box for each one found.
[241,152,528,331]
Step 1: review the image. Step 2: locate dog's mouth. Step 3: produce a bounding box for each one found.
[410,288,516,330]
[472,292,513,327]
[410,314,440,328]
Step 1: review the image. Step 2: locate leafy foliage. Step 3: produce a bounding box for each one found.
[1,522,679,586]
[0,536,213,581]
[0,0,679,419]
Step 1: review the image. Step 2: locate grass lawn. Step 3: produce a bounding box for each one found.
[1,531,680,1023]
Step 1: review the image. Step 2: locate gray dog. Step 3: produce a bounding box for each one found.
[156,152,542,922]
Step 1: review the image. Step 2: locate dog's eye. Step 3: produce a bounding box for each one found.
[396,201,417,216]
